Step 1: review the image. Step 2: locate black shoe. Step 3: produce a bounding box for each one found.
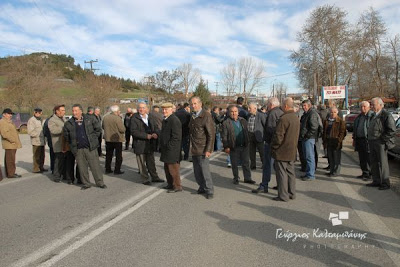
[366,183,380,187]
[9,174,22,178]
[67,180,73,185]
[272,197,286,202]
[379,185,390,190]
[152,178,165,183]
[233,179,239,185]
[301,177,314,181]
[244,180,256,184]
[54,179,61,183]
[143,181,152,185]
[362,176,372,181]
[356,175,364,179]
[300,175,307,178]
[167,188,182,193]
[323,166,330,170]
[33,170,42,173]
[272,186,278,190]
[98,184,107,189]
[251,186,268,193]
[40,169,49,172]
[105,170,113,174]
[289,195,296,200]
[81,185,91,190]
[325,172,332,176]
[76,180,83,185]
[250,167,256,170]
[206,194,214,199]
[163,185,174,190]
[197,189,206,194]
[114,171,125,175]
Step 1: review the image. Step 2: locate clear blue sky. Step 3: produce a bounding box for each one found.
[0,0,399,95]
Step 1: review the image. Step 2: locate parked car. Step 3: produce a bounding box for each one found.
[0,112,30,132]
[344,111,360,131]
[388,110,399,122]
[388,117,400,160]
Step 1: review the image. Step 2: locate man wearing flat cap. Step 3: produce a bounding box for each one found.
[159,102,182,192]
[0,108,22,178]
[28,108,47,173]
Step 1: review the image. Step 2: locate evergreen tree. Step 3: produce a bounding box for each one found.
[193,79,211,107]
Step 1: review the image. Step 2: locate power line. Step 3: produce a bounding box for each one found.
[32,0,69,55]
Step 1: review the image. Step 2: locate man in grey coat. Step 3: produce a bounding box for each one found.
[366,97,396,190]
[48,105,67,182]
[247,103,266,169]
[352,101,374,181]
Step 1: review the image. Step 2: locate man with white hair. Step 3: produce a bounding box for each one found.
[366,97,396,190]
[252,97,283,193]
[247,103,266,169]
[131,102,164,185]
[352,101,374,180]
[102,105,126,175]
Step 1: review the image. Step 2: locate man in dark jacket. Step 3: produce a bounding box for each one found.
[247,103,266,169]
[189,96,215,199]
[160,103,182,192]
[366,97,396,190]
[299,99,319,181]
[175,103,191,160]
[237,96,249,120]
[63,104,106,190]
[222,105,255,185]
[124,108,133,150]
[252,97,283,194]
[131,102,164,185]
[94,107,104,156]
[271,97,300,201]
[352,101,374,180]
[43,114,55,173]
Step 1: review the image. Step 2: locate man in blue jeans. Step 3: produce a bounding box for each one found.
[299,99,319,181]
[252,97,283,193]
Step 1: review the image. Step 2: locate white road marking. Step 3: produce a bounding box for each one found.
[11,152,221,267]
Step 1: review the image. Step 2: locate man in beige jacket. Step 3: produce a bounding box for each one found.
[0,108,22,178]
[102,105,125,174]
[48,105,67,182]
[27,108,47,173]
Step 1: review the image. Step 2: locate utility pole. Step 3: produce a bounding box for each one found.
[214,81,219,96]
[84,59,99,72]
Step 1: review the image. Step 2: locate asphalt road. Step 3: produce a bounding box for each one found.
[1,135,400,267]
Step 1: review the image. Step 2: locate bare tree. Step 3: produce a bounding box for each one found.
[358,7,388,96]
[1,56,58,111]
[178,63,200,99]
[151,69,182,94]
[77,73,120,110]
[220,57,265,101]
[237,57,265,99]
[389,34,400,100]
[220,61,238,97]
[290,5,350,94]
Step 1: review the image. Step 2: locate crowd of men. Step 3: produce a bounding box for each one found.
[0,96,396,200]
